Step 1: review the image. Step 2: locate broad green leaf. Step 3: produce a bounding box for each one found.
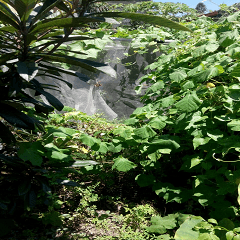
[16,61,38,81]
[207,130,223,141]
[169,70,187,82]
[135,174,155,187]
[112,157,137,172]
[37,53,117,78]
[149,137,180,152]
[133,126,156,139]
[228,85,240,101]
[146,224,167,234]
[91,12,192,32]
[18,141,43,166]
[182,81,195,90]
[46,150,73,162]
[46,126,77,138]
[227,120,240,131]
[190,156,203,168]
[156,234,171,240]
[193,67,220,82]
[149,117,166,130]
[231,64,240,77]
[107,142,122,153]
[147,81,164,93]
[174,216,203,240]
[161,95,174,108]
[79,134,96,147]
[193,137,210,149]
[226,231,235,240]
[219,29,239,48]
[227,11,240,22]
[146,215,177,234]
[176,91,202,112]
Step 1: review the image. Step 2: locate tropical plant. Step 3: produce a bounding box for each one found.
[66,11,240,223]
[0,0,191,236]
[0,0,191,144]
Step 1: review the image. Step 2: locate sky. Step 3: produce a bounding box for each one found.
[153,0,238,12]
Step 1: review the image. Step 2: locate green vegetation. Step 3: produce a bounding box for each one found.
[1,0,240,239]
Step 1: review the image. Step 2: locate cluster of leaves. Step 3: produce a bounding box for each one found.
[0,0,190,232]
[60,12,240,225]
[109,1,198,27]
[131,13,240,220]
[147,213,240,240]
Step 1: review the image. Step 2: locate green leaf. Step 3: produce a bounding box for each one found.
[0,103,38,131]
[231,64,240,77]
[46,150,73,163]
[226,231,234,240]
[37,53,117,78]
[174,216,203,240]
[190,156,203,168]
[13,0,36,22]
[16,61,38,81]
[18,141,43,166]
[91,12,192,32]
[228,85,240,101]
[112,157,137,172]
[207,130,223,141]
[0,8,19,29]
[133,126,156,139]
[193,137,210,150]
[31,0,62,25]
[227,120,240,131]
[0,1,19,23]
[79,134,97,147]
[39,63,90,82]
[169,70,187,82]
[148,137,180,154]
[147,81,164,92]
[192,67,220,82]
[135,174,155,187]
[149,117,167,130]
[219,29,239,48]
[30,17,102,34]
[176,91,202,112]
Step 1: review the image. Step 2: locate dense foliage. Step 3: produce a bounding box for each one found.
[2,0,240,239]
[0,0,192,238]
[109,1,198,23]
